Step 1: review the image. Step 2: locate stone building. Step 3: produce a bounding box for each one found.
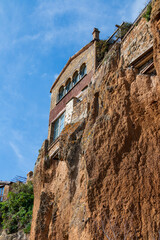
[46,28,100,161]
[0,181,12,202]
[31,2,160,239]
[37,5,155,163]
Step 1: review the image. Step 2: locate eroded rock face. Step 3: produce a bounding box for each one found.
[0,230,29,240]
[30,2,160,239]
[83,68,160,239]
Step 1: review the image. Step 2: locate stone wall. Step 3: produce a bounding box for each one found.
[64,98,78,126]
[50,43,95,111]
[71,90,88,124]
[49,71,93,125]
[48,71,93,142]
[48,41,95,143]
[2,185,10,202]
[151,0,160,76]
[121,17,153,66]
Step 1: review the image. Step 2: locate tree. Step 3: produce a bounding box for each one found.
[0,181,34,234]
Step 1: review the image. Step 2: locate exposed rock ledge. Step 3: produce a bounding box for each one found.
[0,230,29,240]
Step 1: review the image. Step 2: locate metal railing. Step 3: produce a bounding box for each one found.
[105,22,125,45]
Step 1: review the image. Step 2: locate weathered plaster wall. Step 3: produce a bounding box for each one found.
[64,98,78,126]
[71,91,88,124]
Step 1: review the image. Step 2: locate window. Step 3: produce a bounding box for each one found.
[0,187,4,202]
[58,86,65,101]
[73,71,79,86]
[53,112,65,141]
[80,63,87,78]
[66,79,71,93]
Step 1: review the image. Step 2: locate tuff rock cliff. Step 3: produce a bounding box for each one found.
[30,1,160,239]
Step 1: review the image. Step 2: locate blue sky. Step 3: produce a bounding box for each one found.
[0,0,149,181]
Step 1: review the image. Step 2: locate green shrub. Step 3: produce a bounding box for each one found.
[143,3,152,21]
[96,39,114,65]
[0,181,34,234]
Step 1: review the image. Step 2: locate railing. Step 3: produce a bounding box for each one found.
[11,176,27,183]
[96,22,130,70]
[105,22,125,45]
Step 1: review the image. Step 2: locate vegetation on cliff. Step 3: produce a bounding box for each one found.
[115,22,132,38]
[0,182,34,234]
[96,40,114,65]
[96,22,132,65]
[143,3,152,21]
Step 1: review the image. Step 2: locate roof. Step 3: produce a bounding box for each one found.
[50,40,94,93]
[0,181,12,187]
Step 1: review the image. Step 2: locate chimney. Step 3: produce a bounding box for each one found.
[92,28,100,41]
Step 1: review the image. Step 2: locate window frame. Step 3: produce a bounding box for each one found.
[66,78,71,93]
[0,186,4,202]
[56,63,87,104]
[53,112,65,141]
[72,71,79,86]
[58,86,65,101]
[80,63,87,79]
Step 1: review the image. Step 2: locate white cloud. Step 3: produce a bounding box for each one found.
[9,142,24,164]
[32,0,112,47]
[12,33,41,45]
[0,0,152,181]
[0,0,150,54]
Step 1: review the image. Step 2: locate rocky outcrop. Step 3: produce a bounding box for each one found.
[30,1,160,239]
[0,230,29,240]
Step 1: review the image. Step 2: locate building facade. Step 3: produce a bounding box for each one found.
[46,28,100,160]
[37,3,155,163]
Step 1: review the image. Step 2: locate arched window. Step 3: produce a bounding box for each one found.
[72,71,79,86]
[58,86,65,101]
[80,63,87,79]
[66,78,71,93]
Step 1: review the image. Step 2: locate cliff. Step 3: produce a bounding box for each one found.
[30,1,160,239]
